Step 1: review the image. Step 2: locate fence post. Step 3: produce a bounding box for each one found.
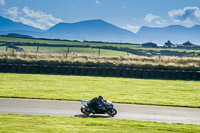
[6,43,8,51]
[37,45,39,52]
[67,47,70,53]
[127,52,129,56]
[98,48,101,56]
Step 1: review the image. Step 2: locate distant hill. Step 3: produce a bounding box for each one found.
[0,16,135,42]
[47,19,135,42]
[7,33,34,39]
[0,16,42,33]
[137,25,200,44]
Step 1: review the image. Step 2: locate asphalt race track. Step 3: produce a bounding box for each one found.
[0,98,199,125]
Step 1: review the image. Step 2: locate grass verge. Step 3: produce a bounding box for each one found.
[0,73,200,108]
[0,114,199,133]
[1,52,200,70]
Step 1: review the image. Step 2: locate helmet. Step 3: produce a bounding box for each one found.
[98,96,103,101]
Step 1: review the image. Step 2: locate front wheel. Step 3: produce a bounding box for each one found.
[81,106,91,115]
[107,108,117,117]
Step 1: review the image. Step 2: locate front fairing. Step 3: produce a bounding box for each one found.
[81,100,89,107]
[104,100,114,109]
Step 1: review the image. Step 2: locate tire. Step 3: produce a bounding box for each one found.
[107,108,117,117]
[81,106,90,115]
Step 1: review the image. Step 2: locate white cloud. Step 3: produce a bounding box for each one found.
[4,7,19,20]
[145,13,160,22]
[122,25,140,33]
[4,6,63,30]
[95,0,101,4]
[168,6,200,23]
[18,17,43,29]
[0,0,5,6]
[156,20,166,25]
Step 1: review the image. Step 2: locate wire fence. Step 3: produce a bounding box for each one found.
[0,44,131,57]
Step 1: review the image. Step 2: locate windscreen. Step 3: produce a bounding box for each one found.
[81,100,88,106]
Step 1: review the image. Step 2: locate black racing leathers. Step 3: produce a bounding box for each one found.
[88,97,101,113]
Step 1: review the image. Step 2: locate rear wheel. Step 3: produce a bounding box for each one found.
[81,106,91,115]
[107,108,117,117]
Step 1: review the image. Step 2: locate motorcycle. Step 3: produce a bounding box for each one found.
[80,100,117,117]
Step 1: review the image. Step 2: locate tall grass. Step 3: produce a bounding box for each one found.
[0,51,200,70]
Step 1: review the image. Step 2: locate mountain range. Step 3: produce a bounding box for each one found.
[137,25,200,44]
[0,16,41,33]
[0,16,200,45]
[47,19,134,42]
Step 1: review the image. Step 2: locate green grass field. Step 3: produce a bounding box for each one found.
[1,36,200,54]
[0,73,199,108]
[0,36,140,48]
[0,46,6,51]
[0,114,199,133]
[0,36,138,56]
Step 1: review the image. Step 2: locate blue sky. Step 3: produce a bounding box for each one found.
[0,0,200,33]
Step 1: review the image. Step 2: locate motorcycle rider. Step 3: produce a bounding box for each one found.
[88,96,104,114]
